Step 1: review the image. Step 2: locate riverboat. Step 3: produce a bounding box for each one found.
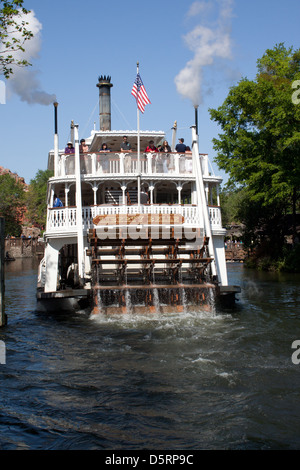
[36,75,240,313]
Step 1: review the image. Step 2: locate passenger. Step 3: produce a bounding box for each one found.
[120,135,132,152]
[80,139,89,153]
[161,140,171,152]
[53,194,63,207]
[145,140,158,152]
[100,143,111,152]
[175,138,186,153]
[185,145,192,154]
[99,143,110,173]
[65,141,75,154]
[157,145,162,152]
[121,136,132,173]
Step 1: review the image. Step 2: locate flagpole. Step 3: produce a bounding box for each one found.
[137,61,141,209]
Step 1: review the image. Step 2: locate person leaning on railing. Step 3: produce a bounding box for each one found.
[65,141,75,154]
[161,140,171,153]
[80,139,89,153]
[99,143,111,152]
[175,138,187,153]
[99,143,111,173]
[145,140,158,152]
[120,135,133,152]
[160,140,171,173]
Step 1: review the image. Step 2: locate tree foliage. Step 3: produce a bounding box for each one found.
[209,44,300,218]
[219,186,246,227]
[26,169,53,229]
[0,0,32,78]
[0,173,25,236]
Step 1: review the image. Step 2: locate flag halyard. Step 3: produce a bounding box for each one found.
[131,73,151,113]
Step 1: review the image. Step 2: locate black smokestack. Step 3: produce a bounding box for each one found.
[53,101,58,134]
[194,105,198,136]
[96,75,113,131]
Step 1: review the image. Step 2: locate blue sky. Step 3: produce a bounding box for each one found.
[0,0,299,185]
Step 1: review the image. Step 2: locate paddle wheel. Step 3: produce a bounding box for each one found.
[88,225,216,314]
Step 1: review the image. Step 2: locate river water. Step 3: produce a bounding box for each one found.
[0,258,299,450]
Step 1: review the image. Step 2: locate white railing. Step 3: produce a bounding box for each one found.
[47,206,77,230]
[46,204,222,233]
[209,206,222,229]
[56,152,194,177]
[47,204,200,232]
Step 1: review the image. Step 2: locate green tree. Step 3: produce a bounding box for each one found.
[26,169,53,229]
[209,44,300,238]
[0,173,25,236]
[219,186,246,227]
[0,0,32,78]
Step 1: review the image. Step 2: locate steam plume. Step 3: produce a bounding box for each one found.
[175,0,233,106]
[6,10,56,105]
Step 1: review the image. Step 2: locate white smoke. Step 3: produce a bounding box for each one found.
[175,0,233,106]
[5,10,56,105]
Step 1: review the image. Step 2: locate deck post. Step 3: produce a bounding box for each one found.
[191,126,217,280]
[74,124,85,283]
[171,121,177,151]
[0,217,6,327]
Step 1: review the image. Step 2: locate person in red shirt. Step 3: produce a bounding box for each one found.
[145,140,158,152]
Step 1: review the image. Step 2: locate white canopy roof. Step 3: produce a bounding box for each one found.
[87,129,166,153]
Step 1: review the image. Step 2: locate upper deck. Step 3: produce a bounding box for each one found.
[47,150,222,184]
[45,125,225,240]
[48,127,222,183]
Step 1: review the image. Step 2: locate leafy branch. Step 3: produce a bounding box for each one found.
[0,0,33,78]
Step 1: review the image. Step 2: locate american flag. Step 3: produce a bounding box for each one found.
[131,73,151,113]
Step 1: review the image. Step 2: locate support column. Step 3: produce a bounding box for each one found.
[93,183,98,205]
[205,182,209,204]
[65,184,69,207]
[50,187,55,208]
[149,182,154,204]
[216,184,220,206]
[121,183,127,205]
[177,183,182,204]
